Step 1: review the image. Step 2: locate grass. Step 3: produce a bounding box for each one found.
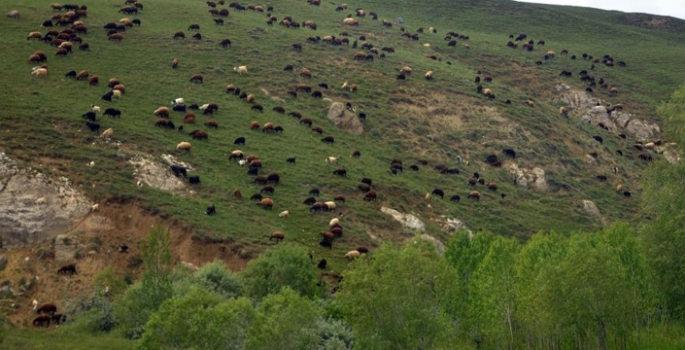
[1,0,683,270]
[2,327,134,350]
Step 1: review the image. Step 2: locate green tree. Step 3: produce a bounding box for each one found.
[337,243,460,350]
[117,224,175,339]
[194,259,243,298]
[137,288,256,350]
[643,85,685,319]
[470,236,520,349]
[241,243,317,300]
[515,232,568,349]
[444,230,495,334]
[550,234,634,350]
[247,287,321,350]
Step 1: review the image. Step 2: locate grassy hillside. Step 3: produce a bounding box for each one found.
[1,0,684,273]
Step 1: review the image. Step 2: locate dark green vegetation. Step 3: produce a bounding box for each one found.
[3,0,685,347]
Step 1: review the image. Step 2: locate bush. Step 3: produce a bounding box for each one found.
[194,260,243,298]
[241,243,317,300]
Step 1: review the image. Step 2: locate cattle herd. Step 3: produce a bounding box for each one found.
[14,0,669,326]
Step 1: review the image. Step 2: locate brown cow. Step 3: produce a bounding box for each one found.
[259,198,273,209]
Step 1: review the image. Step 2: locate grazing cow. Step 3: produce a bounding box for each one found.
[431,189,444,199]
[103,108,121,118]
[57,264,77,275]
[286,157,296,164]
[321,136,335,144]
[333,168,347,177]
[364,191,378,201]
[206,204,216,215]
[467,191,481,201]
[502,149,516,158]
[319,240,333,250]
[33,315,51,327]
[188,176,201,184]
[190,74,203,83]
[36,303,57,315]
[270,232,285,242]
[259,198,273,209]
[317,259,327,269]
[85,121,100,133]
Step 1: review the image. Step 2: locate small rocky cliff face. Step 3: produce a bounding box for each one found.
[0,153,91,248]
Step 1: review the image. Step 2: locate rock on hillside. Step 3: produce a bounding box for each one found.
[327,102,364,135]
[581,199,606,226]
[554,84,660,141]
[509,164,548,191]
[380,206,425,232]
[129,153,194,195]
[0,153,91,248]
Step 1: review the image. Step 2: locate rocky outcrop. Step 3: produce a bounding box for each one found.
[0,153,92,248]
[509,164,548,191]
[129,153,193,195]
[327,102,364,135]
[554,84,660,141]
[54,234,78,261]
[380,206,425,232]
[581,200,606,225]
[439,216,472,236]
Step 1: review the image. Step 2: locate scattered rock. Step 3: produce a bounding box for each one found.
[0,153,91,248]
[581,200,605,225]
[554,85,660,141]
[128,153,193,195]
[439,216,472,236]
[54,234,78,261]
[327,102,364,135]
[509,164,548,191]
[380,206,425,232]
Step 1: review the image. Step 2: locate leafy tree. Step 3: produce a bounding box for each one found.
[117,224,175,339]
[444,230,495,333]
[515,232,568,349]
[241,243,317,300]
[549,234,635,350]
[337,243,460,350]
[137,288,256,350]
[316,318,355,350]
[194,259,243,298]
[470,236,520,349]
[643,85,685,319]
[247,287,321,350]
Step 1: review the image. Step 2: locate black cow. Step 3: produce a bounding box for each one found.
[188,175,201,184]
[170,165,187,177]
[81,111,97,121]
[317,259,327,269]
[85,121,100,132]
[103,108,121,118]
[502,149,517,158]
[206,204,216,215]
[57,264,77,275]
[233,136,245,145]
[286,157,296,164]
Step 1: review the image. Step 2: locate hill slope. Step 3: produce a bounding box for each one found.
[1,0,684,311]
